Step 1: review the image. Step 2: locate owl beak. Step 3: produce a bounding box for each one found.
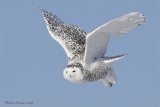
[70,75,72,78]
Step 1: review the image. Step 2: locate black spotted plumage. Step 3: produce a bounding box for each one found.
[40,8,86,62]
[40,8,145,87]
[83,62,110,82]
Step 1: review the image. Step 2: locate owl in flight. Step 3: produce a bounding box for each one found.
[40,7,145,87]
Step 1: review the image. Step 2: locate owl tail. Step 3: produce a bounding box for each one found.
[103,54,128,65]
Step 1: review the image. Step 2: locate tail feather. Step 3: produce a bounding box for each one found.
[103,54,128,64]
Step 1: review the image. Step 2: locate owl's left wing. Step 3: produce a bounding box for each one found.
[84,12,146,65]
[40,8,86,62]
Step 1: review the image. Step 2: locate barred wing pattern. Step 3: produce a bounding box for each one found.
[40,8,86,62]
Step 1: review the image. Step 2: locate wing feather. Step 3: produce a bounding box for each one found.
[40,8,86,62]
[84,12,146,64]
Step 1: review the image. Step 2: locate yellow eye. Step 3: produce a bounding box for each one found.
[66,71,68,73]
[73,70,76,72]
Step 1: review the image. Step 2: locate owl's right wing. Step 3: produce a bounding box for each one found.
[84,12,146,65]
[40,8,86,62]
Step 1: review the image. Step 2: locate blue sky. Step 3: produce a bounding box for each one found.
[0,0,159,107]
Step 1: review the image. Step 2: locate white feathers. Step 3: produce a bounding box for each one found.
[91,12,145,36]
[103,54,128,65]
[106,68,117,84]
[63,66,84,83]
[102,68,117,88]
[102,78,112,87]
[84,12,146,65]
[40,8,146,87]
[84,32,110,64]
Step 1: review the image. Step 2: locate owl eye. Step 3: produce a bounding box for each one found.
[66,71,68,73]
[73,70,76,73]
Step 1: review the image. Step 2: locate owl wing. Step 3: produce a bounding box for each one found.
[84,12,146,64]
[40,8,86,62]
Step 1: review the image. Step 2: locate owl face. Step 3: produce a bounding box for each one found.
[63,66,84,83]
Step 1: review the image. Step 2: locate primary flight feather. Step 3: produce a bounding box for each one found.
[40,7,146,87]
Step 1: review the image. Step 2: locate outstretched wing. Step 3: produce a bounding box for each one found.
[84,12,146,64]
[40,8,86,62]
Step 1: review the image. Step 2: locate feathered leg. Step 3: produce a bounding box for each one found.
[102,78,112,87]
[107,68,117,84]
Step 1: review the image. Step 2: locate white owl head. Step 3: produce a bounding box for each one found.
[63,63,84,83]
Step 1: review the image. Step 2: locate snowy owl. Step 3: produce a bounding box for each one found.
[39,7,146,87]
